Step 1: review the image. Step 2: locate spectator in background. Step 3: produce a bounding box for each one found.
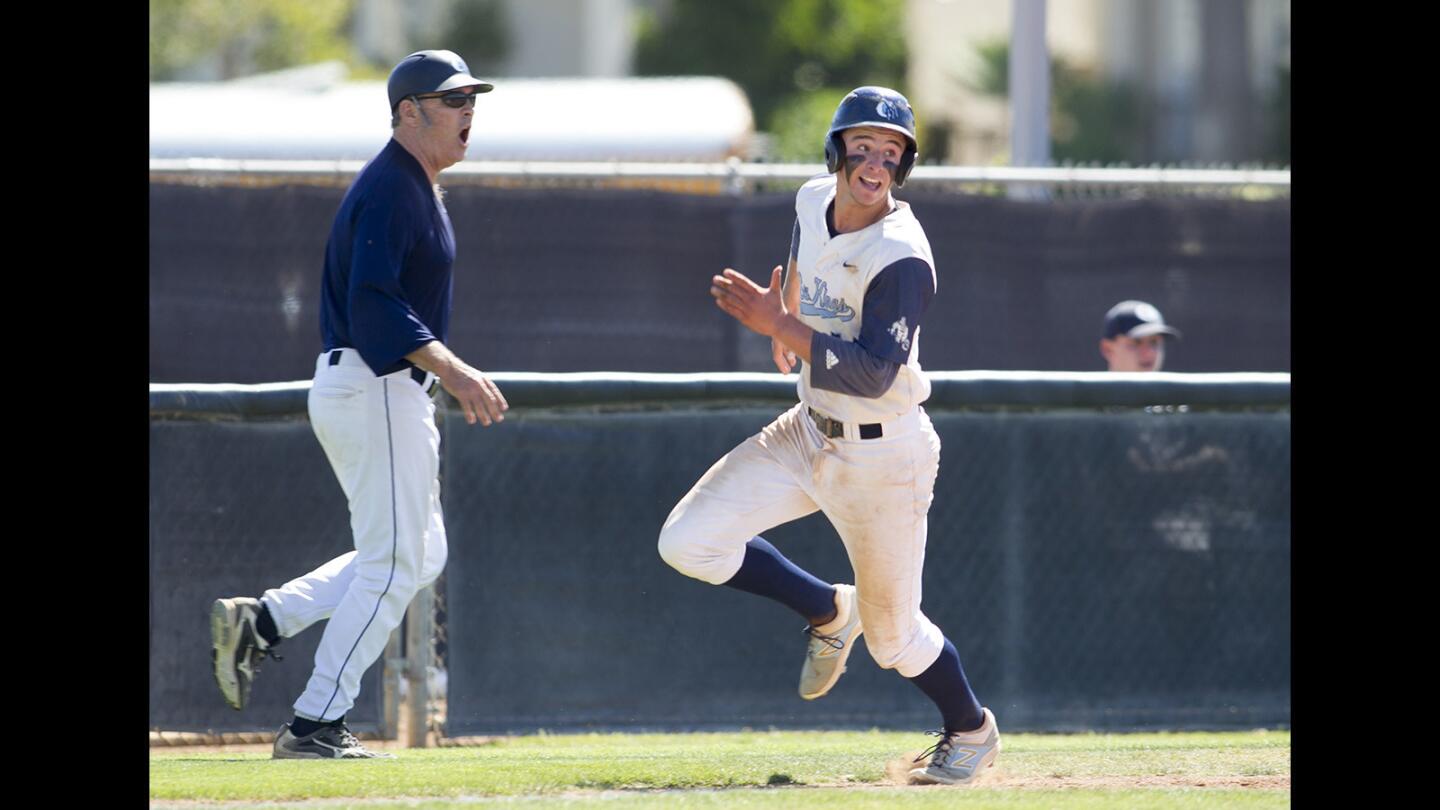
[1100,300,1182,372]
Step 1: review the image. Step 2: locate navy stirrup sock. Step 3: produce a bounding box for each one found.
[290,714,345,738]
[289,717,324,737]
[721,537,837,620]
[256,602,281,647]
[907,639,984,733]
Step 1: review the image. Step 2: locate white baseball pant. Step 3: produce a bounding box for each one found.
[659,402,946,677]
[259,349,447,722]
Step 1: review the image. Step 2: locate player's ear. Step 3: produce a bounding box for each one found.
[1099,338,1112,364]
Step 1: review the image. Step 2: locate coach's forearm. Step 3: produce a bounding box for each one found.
[406,340,468,380]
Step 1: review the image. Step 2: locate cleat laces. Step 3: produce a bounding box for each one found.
[803,624,846,651]
[914,729,958,765]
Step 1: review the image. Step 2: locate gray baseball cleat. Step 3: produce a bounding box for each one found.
[273,723,395,759]
[908,707,1001,785]
[210,597,280,711]
[798,583,863,700]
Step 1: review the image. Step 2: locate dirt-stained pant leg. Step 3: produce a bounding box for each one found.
[814,408,944,678]
[659,404,822,584]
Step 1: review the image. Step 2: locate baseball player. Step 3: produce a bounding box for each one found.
[658,87,999,785]
[1100,299,1182,371]
[209,50,508,759]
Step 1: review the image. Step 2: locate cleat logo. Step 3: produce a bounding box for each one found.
[946,746,980,768]
[825,349,840,370]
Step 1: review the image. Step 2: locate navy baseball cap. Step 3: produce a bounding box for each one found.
[387,50,494,111]
[1103,300,1182,340]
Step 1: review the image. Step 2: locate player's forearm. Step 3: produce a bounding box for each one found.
[771,314,814,364]
[773,259,807,360]
[783,258,801,313]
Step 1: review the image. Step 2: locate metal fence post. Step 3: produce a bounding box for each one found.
[380,625,403,740]
[402,586,435,747]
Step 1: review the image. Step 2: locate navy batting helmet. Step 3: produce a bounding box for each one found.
[387,50,494,111]
[823,86,918,187]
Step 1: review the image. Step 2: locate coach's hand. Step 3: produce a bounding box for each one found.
[408,341,509,427]
[440,364,508,426]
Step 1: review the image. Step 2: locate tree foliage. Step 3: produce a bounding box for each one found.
[973,40,1143,164]
[149,0,358,81]
[447,0,512,76]
[633,0,908,134]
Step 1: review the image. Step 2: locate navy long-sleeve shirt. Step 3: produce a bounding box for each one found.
[319,138,456,376]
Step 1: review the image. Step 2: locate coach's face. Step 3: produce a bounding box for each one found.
[838,126,906,208]
[400,85,479,173]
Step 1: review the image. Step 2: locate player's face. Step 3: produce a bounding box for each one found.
[1101,334,1166,372]
[838,127,907,208]
[414,86,478,168]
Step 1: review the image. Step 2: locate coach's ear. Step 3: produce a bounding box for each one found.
[396,98,419,127]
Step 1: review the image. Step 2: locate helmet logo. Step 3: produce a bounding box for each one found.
[876,99,896,120]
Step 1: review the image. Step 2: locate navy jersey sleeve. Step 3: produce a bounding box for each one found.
[808,257,935,398]
[347,193,438,372]
[790,218,801,263]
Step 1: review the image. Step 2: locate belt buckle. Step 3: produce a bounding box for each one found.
[809,408,842,439]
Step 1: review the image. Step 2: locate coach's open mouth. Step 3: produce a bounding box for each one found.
[460,127,470,145]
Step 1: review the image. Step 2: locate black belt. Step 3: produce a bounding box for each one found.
[808,407,883,440]
[328,349,438,396]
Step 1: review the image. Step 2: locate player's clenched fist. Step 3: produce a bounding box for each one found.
[772,336,797,373]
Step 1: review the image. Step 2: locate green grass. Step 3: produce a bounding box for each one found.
[150,729,1289,809]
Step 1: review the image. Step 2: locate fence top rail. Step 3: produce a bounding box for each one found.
[150,371,1292,418]
[149,158,1291,189]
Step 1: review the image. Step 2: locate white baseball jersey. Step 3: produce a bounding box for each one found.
[792,173,936,424]
[657,171,950,680]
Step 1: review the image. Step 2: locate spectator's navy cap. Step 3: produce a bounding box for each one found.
[388,50,494,111]
[1103,300,1182,340]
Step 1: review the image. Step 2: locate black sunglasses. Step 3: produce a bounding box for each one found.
[412,91,480,109]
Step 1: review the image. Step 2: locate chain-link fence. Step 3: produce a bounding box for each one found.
[149,163,1291,385]
[150,373,1289,740]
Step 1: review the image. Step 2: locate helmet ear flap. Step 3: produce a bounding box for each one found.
[824,132,845,174]
[894,144,917,187]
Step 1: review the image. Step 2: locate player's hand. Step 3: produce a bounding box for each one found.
[711,266,786,338]
[771,336,797,373]
[439,364,509,426]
